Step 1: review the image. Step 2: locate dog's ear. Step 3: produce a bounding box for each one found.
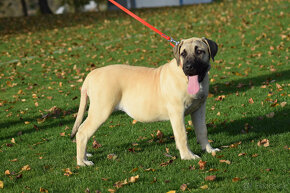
[202,37,218,62]
[173,40,183,65]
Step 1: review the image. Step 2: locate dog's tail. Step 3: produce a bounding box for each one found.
[71,82,88,139]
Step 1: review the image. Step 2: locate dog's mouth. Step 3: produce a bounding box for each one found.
[183,58,210,95]
[187,75,200,95]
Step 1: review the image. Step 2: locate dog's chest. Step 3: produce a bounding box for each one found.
[184,92,206,115]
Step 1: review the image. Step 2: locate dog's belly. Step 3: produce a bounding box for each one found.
[115,101,169,122]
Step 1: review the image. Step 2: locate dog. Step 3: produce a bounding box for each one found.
[71,37,219,166]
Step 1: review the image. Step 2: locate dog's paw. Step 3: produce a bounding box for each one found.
[181,152,200,160]
[77,160,94,166]
[205,145,221,153]
[86,153,93,158]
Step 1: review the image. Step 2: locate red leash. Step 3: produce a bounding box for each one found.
[108,0,179,47]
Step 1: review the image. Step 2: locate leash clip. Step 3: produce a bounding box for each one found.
[168,37,179,46]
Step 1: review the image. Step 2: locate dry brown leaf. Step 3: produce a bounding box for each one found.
[156,130,164,139]
[215,95,226,101]
[107,154,117,160]
[132,120,137,125]
[205,175,216,181]
[11,138,15,144]
[208,168,218,172]
[0,181,3,189]
[4,170,10,175]
[108,188,116,193]
[219,160,231,164]
[92,139,102,149]
[144,168,156,172]
[167,191,176,193]
[266,112,275,118]
[180,184,187,191]
[129,168,138,173]
[280,102,287,108]
[248,98,254,104]
[129,175,139,183]
[198,160,207,170]
[257,139,269,147]
[60,132,66,137]
[232,177,241,182]
[39,187,48,192]
[64,168,73,176]
[238,153,247,156]
[21,165,31,171]
[252,154,258,157]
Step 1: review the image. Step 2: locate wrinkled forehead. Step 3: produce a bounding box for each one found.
[181,38,208,52]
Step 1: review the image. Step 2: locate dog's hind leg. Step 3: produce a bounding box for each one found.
[76,102,113,166]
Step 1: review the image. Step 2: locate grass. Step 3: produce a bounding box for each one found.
[0,0,289,192]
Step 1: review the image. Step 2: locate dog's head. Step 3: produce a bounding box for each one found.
[173,37,218,83]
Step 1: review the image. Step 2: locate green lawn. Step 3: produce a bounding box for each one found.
[0,0,289,192]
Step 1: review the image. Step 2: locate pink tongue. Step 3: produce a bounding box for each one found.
[187,75,200,95]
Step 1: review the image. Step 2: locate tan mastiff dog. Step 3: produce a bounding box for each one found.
[71,37,219,166]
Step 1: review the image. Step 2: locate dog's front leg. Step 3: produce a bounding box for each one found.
[168,107,200,160]
[191,102,220,153]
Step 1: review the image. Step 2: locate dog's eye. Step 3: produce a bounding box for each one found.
[196,50,204,55]
[181,50,187,57]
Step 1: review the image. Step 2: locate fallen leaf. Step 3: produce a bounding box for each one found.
[63,168,73,176]
[156,130,164,139]
[219,160,231,164]
[215,95,226,101]
[21,165,31,171]
[248,98,254,104]
[167,191,176,193]
[266,112,275,118]
[92,139,102,149]
[208,168,218,172]
[238,153,247,156]
[108,188,116,193]
[188,120,192,126]
[60,132,66,136]
[252,154,259,157]
[4,170,10,175]
[129,175,139,183]
[198,160,207,170]
[280,102,287,107]
[0,181,3,189]
[180,184,187,191]
[11,138,15,144]
[257,139,269,147]
[205,175,216,181]
[232,177,240,182]
[200,185,208,189]
[16,174,23,179]
[39,187,48,192]
[132,120,137,124]
[129,168,138,173]
[160,159,174,167]
[10,158,18,162]
[107,154,117,160]
[144,168,156,172]
[265,168,272,172]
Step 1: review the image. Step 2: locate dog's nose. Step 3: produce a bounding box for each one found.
[184,63,193,71]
